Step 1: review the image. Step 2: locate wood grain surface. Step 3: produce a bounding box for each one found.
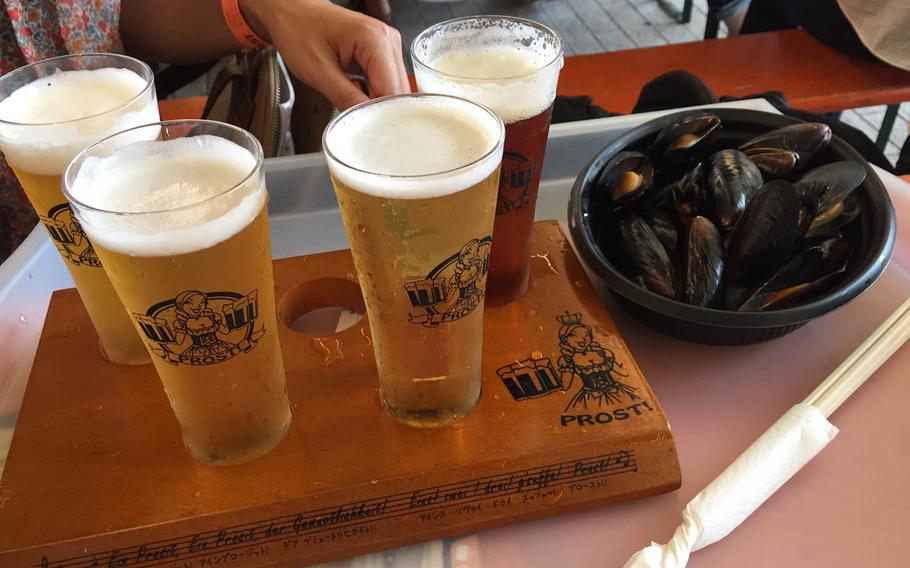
[0,222,680,567]
[556,29,910,114]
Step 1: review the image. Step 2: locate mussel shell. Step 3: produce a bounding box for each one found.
[805,194,862,238]
[704,149,763,231]
[743,148,799,178]
[795,191,821,240]
[650,111,721,166]
[597,211,634,277]
[595,151,655,212]
[793,234,853,263]
[739,122,832,163]
[642,208,679,255]
[795,161,866,213]
[734,237,850,311]
[725,179,802,286]
[740,271,846,311]
[681,216,724,307]
[619,214,678,299]
[669,164,705,227]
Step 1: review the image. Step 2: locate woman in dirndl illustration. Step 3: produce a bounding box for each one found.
[447,239,487,318]
[172,290,237,361]
[557,318,638,411]
[69,217,101,267]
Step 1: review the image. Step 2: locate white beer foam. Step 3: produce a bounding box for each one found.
[324,95,503,199]
[0,67,158,175]
[414,39,562,125]
[69,136,266,257]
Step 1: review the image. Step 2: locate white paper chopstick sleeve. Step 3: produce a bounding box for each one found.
[624,403,838,568]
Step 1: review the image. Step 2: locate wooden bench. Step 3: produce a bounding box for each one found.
[160,29,910,149]
[557,29,910,148]
[158,95,207,121]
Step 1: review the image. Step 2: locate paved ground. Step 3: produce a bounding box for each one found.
[392,0,908,166]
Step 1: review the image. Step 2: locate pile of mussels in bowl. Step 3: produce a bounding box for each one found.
[568,108,896,345]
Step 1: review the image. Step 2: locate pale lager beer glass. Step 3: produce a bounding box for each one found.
[412,17,564,304]
[64,120,291,465]
[0,54,160,364]
[323,94,504,427]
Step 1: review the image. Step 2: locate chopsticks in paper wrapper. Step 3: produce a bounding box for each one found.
[624,297,910,568]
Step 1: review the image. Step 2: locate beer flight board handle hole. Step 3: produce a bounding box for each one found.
[279,277,366,335]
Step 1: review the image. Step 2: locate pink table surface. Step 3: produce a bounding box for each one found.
[445,167,910,567]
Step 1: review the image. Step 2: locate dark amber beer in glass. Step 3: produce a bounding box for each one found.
[412,16,563,303]
[323,94,504,427]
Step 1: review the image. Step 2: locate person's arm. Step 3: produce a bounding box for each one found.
[120,0,408,110]
[119,1,237,64]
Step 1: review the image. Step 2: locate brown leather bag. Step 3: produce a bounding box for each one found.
[202,49,295,157]
[202,49,363,155]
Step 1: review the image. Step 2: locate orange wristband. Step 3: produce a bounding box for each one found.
[221,0,271,49]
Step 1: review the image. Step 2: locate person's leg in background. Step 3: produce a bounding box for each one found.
[897,134,910,176]
[741,0,875,61]
[740,0,904,172]
[707,0,751,36]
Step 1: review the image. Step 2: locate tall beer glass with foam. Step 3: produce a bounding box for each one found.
[0,54,160,364]
[64,120,291,465]
[323,94,504,427]
[412,17,563,304]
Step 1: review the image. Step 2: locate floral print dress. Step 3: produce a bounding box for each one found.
[0,0,122,261]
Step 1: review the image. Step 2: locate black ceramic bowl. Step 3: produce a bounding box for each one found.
[568,108,896,345]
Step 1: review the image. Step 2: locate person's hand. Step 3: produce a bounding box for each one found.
[240,0,410,110]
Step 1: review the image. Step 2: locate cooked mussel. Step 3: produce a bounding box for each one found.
[650,111,721,166]
[619,214,678,299]
[681,216,724,307]
[739,122,832,163]
[595,151,655,212]
[806,193,861,238]
[703,149,763,231]
[669,164,704,227]
[795,160,866,213]
[642,208,679,255]
[734,237,850,311]
[592,116,867,317]
[725,179,802,286]
[743,148,799,178]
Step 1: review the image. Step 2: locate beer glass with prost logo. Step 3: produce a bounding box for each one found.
[0,54,160,365]
[63,120,291,465]
[323,94,505,427]
[412,17,564,305]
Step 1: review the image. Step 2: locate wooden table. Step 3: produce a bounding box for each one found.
[158,96,207,121]
[556,29,910,114]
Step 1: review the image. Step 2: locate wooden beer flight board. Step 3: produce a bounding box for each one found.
[0,221,680,567]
